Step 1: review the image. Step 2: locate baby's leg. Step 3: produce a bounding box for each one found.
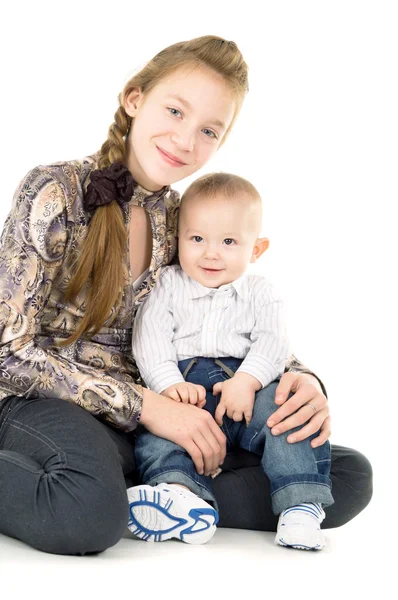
[239,381,333,550]
[128,430,218,544]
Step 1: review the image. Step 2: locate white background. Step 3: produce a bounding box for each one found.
[0,0,396,591]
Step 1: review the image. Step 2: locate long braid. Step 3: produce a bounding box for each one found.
[98,106,131,169]
[62,107,131,345]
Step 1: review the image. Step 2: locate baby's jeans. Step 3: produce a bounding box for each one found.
[134,357,334,514]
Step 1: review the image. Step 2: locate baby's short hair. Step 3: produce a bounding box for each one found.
[181,172,261,205]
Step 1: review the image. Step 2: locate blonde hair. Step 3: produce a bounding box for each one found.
[63,36,248,345]
[181,172,261,206]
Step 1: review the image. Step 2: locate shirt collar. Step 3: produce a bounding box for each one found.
[131,183,170,209]
[181,268,249,301]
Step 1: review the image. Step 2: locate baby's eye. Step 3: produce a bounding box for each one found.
[168,107,182,117]
[202,128,217,139]
[192,236,203,243]
[223,238,236,245]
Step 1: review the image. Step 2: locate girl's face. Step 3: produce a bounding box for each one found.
[124,65,236,191]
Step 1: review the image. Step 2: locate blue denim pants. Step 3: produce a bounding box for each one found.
[135,357,334,514]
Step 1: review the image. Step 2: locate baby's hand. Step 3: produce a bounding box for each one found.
[213,373,260,426]
[161,382,206,408]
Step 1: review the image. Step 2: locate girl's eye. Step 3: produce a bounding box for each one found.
[192,236,203,243]
[223,238,236,246]
[202,128,217,139]
[168,107,182,117]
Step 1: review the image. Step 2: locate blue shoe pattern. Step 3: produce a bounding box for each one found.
[128,486,219,543]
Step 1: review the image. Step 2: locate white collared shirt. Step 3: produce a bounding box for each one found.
[132,265,291,394]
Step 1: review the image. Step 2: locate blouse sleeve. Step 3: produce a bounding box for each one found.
[0,167,143,431]
[285,355,327,397]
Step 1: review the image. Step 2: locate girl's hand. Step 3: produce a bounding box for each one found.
[162,382,206,408]
[266,372,331,448]
[140,388,226,476]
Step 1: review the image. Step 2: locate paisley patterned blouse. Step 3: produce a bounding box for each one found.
[0,153,324,431]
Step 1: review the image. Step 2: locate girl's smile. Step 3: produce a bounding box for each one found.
[156,146,188,167]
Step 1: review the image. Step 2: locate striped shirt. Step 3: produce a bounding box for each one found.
[132,264,291,394]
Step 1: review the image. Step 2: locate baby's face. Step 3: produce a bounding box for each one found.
[178,193,261,288]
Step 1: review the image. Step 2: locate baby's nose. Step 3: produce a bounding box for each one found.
[203,247,220,259]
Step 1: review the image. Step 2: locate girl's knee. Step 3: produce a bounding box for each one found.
[33,480,129,555]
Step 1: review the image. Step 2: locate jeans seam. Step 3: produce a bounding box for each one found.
[248,431,258,452]
[222,422,234,446]
[8,419,67,466]
[0,451,42,474]
[208,369,222,376]
[270,481,331,496]
[0,397,17,438]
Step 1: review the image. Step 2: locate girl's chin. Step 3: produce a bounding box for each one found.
[145,171,176,189]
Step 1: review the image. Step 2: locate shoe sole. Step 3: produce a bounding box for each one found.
[276,537,324,550]
[127,485,218,544]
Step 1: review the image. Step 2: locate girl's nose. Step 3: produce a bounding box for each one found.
[171,128,195,152]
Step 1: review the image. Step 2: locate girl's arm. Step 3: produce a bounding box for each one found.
[0,167,142,431]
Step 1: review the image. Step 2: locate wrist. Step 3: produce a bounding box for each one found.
[233,371,262,392]
[293,371,323,393]
[140,388,163,427]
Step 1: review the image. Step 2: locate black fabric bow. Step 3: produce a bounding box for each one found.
[84,162,135,210]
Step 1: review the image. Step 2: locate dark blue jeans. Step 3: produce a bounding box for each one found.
[0,395,132,555]
[135,357,334,513]
[0,391,371,555]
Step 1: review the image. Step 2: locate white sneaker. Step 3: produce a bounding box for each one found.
[127,483,218,544]
[275,503,326,550]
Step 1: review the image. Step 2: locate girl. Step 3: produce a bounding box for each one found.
[0,35,372,555]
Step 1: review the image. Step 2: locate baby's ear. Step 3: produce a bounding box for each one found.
[250,237,269,263]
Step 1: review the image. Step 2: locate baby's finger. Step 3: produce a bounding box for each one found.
[215,401,226,426]
[178,386,190,404]
[244,410,253,427]
[226,405,235,420]
[167,388,181,402]
[188,387,199,405]
[197,385,206,404]
[213,382,223,396]
[232,411,243,422]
